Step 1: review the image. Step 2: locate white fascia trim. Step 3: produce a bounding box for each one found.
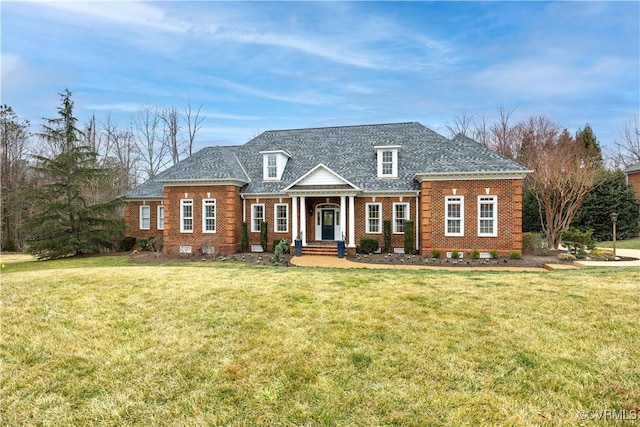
[159,179,248,186]
[373,145,402,149]
[283,163,362,191]
[259,149,292,158]
[414,171,531,182]
[286,189,360,197]
[125,197,163,201]
[361,190,420,197]
[234,152,252,183]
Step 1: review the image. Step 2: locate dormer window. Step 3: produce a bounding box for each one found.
[376,145,400,178]
[260,150,291,181]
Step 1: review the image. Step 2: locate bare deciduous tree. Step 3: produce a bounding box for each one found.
[133,107,169,180]
[519,116,604,249]
[0,105,32,249]
[161,106,181,166]
[615,115,640,167]
[184,98,204,157]
[445,112,476,138]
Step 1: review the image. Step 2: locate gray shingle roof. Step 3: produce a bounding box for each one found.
[125,122,530,198]
[624,162,640,173]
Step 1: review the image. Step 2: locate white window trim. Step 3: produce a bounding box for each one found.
[180,199,194,233]
[392,202,410,234]
[157,205,165,230]
[478,195,498,237]
[445,196,464,237]
[366,202,382,234]
[202,198,216,233]
[376,147,399,178]
[139,205,150,230]
[251,204,265,232]
[274,203,289,233]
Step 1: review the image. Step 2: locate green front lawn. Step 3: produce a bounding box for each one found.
[598,236,640,250]
[2,260,639,426]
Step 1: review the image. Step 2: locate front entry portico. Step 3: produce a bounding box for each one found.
[315,204,340,241]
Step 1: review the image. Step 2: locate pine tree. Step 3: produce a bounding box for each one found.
[21,90,123,259]
[575,124,603,164]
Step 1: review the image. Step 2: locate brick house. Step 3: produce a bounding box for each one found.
[624,162,640,198]
[124,122,531,256]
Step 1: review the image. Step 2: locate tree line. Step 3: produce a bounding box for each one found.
[1,91,639,256]
[1,90,204,254]
[446,108,640,248]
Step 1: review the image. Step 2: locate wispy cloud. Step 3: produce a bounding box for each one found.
[208,77,337,106]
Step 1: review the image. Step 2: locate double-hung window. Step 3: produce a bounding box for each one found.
[478,196,497,236]
[366,203,382,233]
[376,146,399,178]
[202,199,216,233]
[267,155,277,179]
[180,199,193,233]
[445,196,464,236]
[252,204,265,232]
[139,205,150,230]
[157,205,165,230]
[274,204,288,233]
[393,202,409,234]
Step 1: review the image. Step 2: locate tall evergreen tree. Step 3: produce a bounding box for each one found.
[21,90,122,259]
[575,124,603,164]
[572,170,640,240]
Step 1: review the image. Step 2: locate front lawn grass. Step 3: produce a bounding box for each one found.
[598,236,640,250]
[2,261,639,426]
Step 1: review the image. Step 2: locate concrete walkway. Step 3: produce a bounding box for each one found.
[574,248,640,268]
[290,256,549,271]
[291,248,640,271]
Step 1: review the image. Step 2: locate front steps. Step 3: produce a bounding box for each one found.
[300,241,339,256]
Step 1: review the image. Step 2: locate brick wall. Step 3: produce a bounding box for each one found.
[420,179,523,256]
[628,171,640,198]
[123,200,164,240]
[353,195,416,252]
[245,197,292,249]
[163,185,242,254]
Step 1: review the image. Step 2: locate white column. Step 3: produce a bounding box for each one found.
[300,196,307,246]
[340,196,346,241]
[291,196,298,245]
[348,195,355,248]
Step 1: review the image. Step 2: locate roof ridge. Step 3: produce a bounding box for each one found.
[262,121,420,133]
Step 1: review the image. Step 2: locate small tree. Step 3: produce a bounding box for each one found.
[520,117,604,248]
[403,220,414,254]
[260,221,268,251]
[240,222,249,252]
[383,220,391,253]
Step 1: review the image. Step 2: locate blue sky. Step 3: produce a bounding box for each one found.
[2,1,639,154]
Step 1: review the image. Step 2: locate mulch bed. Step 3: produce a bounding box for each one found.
[128,250,583,268]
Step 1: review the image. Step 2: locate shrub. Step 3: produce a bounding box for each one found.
[148,236,164,256]
[451,250,461,260]
[404,220,415,254]
[240,222,249,252]
[273,238,289,253]
[2,237,18,252]
[489,250,499,259]
[360,238,379,254]
[431,249,441,259]
[470,249,480,260]
[509,251,522,260]
[522,232,549,255]
[272,239,289,264]
[589,248,615,261]
[561,228,595,256]
[137,238,149,251]
[260,221,268,251]
[119,236,137,252]
[383,220,392,253]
